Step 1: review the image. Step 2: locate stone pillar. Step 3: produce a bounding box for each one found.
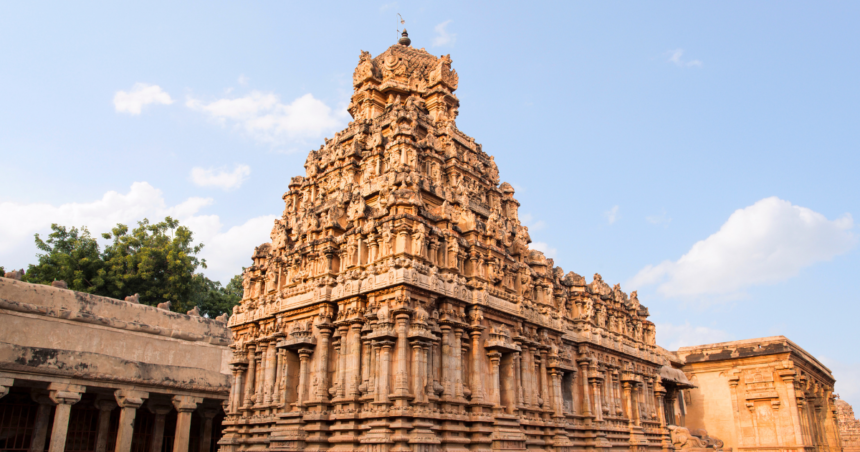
[147,403,172,452]
[369,340,379,396]
[411,341,427,404]
[296,348,313,409]
[172,395,202,452]
[539,350,549,409]
[488,351,503,408]
[393,313,411,397]
[274,349,285,404]
[47,383,84,452]
[440,325,453,398]
[612,370,622,416]
[590,377,603,422]
[264,341,278,404]
[568,369,578,415]
[243,345,256,409]
[454,328,465,399]
[377,340,394,404]
[93,396,117,452]
[0,377,12,399]
[335,327,347,398]
[199,408,221,452]
[361,335,372,394]
[114,390,148,452]
[550,369,564,418]
[520,345,532,407]
[654,380,671,451]
[470,329,485,402]
[579,360,592,418]
[347,322,363,397]
[256,343,267,405]
[603,372,612,417]
[425,341,436,398]
[623,382,635,427]
[29,390,54,452]
[229,366,241,412]
[515,351,524,407]
[632,383,642,426]
[316,326,334,402]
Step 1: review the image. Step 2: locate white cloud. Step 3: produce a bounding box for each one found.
[113,83,174,115]
[819,357,860,410]
[237,74,249,86]
[433,20,456,47]
[668,49,703,68]
[520,213,545,231]
[605,205,620,225]
[531,241,557,259]
[202,215,277,281]
[646,210,672,227]
[0,182,275,284]
[630,197,856,299]
[656,322,732,350]
[190,164,251,191]
[186,91,345,146]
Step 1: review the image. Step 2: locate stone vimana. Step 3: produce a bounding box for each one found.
[219,30,677,452]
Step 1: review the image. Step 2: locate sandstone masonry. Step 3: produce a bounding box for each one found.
[218,32,706,452]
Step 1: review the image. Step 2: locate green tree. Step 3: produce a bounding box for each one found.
[100,217,205,312]
[189,271,243,318]
[22,217,244,316]
[25,224,107,292]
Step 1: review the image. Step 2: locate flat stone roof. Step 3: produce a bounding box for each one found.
[676,335,832,380]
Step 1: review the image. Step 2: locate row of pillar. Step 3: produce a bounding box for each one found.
[0,378,215,452]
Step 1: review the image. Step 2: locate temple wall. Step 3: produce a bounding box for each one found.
[0,276,231,452]
[684,370,737,450]
[677,337,841,452]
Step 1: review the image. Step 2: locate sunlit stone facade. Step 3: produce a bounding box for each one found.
[218,32,709,452]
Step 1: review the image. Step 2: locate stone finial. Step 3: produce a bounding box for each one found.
[51,280,68,289]
[157,300,172,311]
[398,29,411,46]
[187,306,201,317]
[124,293,139,303]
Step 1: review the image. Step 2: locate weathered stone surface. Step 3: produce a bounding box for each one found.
[219,32,677,452]
[0,277,232,393]
[837,398,860,452]
[676,336,842,452]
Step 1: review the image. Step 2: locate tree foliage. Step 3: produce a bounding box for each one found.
[26,225,107,293]
[21,217,241,316]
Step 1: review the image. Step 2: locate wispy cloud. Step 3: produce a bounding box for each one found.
[379,2,397,12]
[668,49,703,68]
[656,321,732,350]
[114,83,173,115]
[190,164,251,191]
[819,356,860,410]
[646,210,672,227]
[605,205,620,225]
[186,91,347,147]
[237,74,249,86]
[520,213,546,232]
[433,20,456,47]
[0,182,274,283]
[630,197,856,301]
[531,241,557,259]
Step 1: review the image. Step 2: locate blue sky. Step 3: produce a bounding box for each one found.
[1,2,858,406]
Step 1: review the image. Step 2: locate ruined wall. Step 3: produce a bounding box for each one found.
[837,399,860,452]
